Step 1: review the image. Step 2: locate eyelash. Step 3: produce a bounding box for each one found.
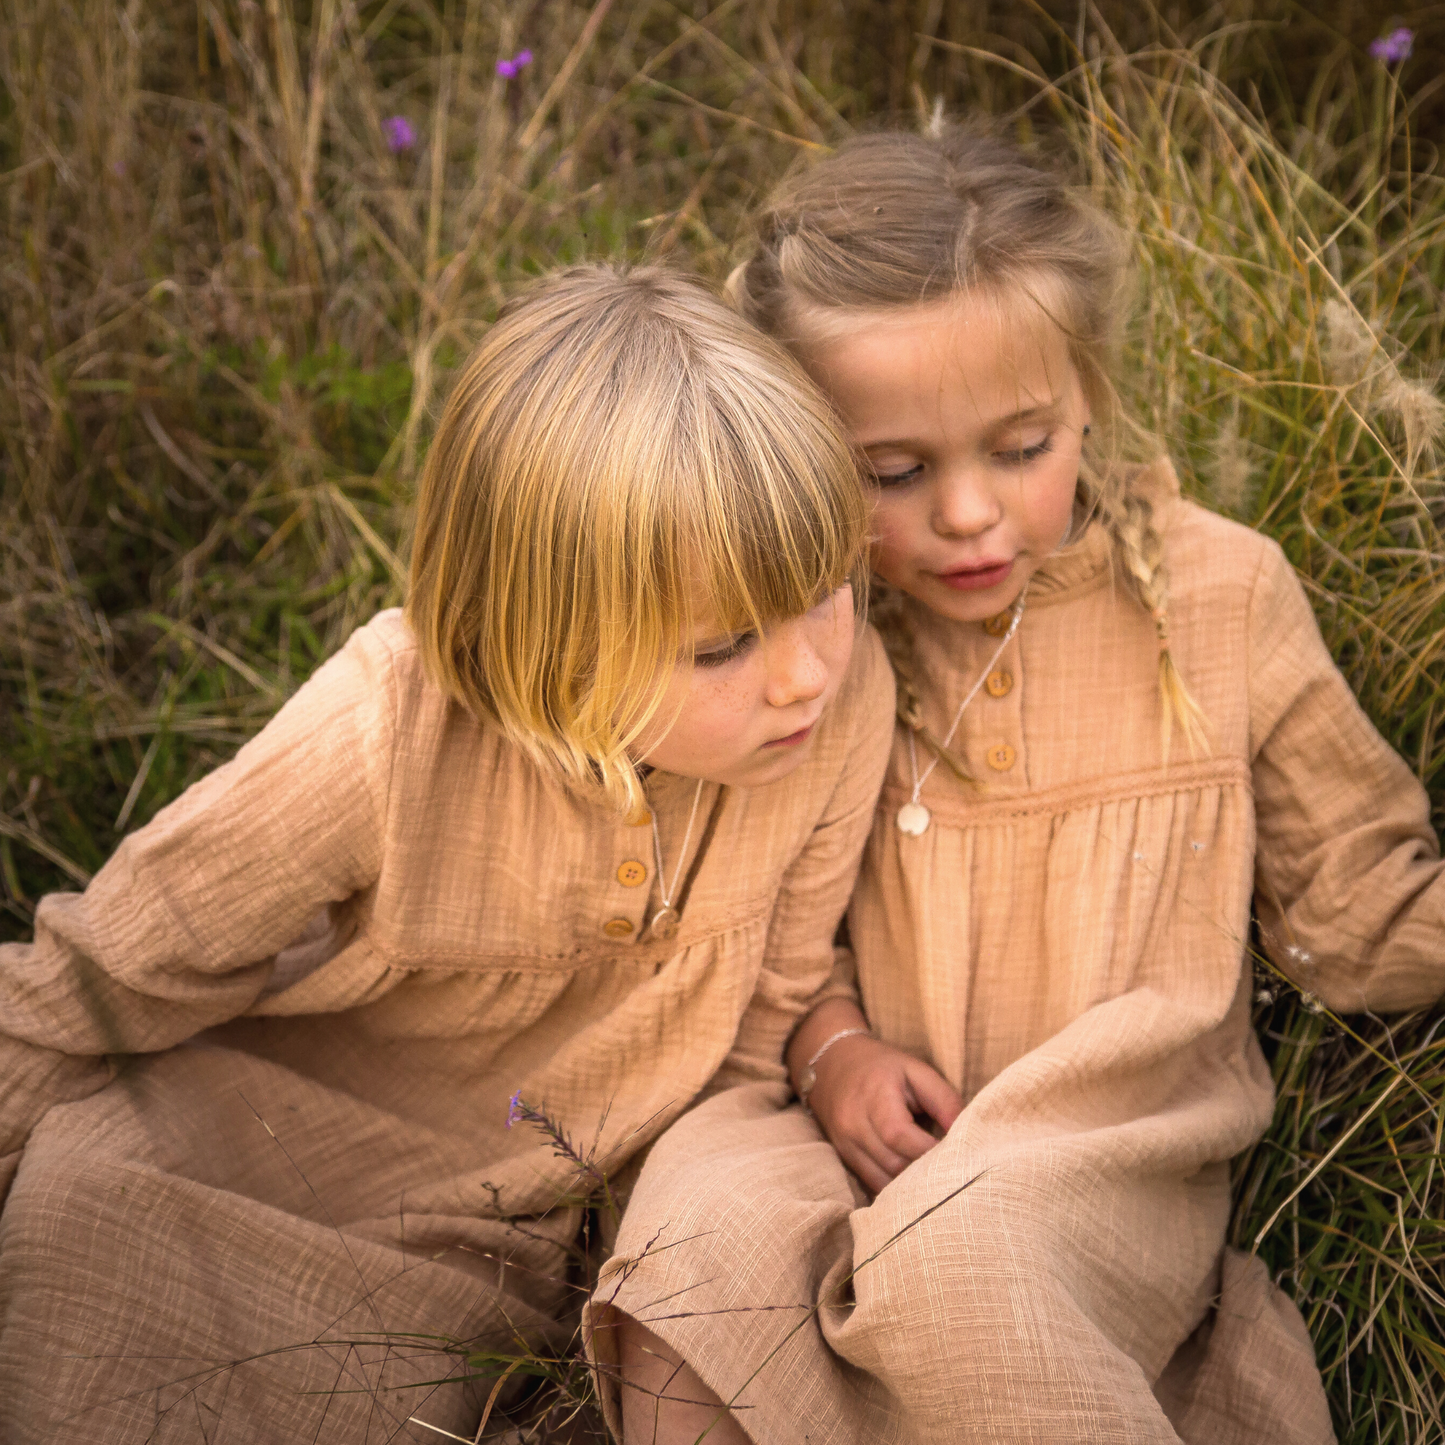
[694,634,755,668]
[998,436,1054,466]
[692,586,847,667]
[871,435,1055,487]
[872,464,924,489]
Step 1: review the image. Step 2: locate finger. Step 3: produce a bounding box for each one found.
[902,1058,965,1131]
[873,1092,942,1164]
[868,1132,917,1178]
[848,1117,915,1184]
[836,1136,893,1196]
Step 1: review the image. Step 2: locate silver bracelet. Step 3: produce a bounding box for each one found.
[797,1026,871,1111]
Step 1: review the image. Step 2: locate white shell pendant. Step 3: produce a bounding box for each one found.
[648,907,680,942]
[895,801,931,836]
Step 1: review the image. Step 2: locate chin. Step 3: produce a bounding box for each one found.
[920,581,1007,624]
[734,744,814,789]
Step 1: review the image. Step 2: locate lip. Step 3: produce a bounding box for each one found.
[935,558,1014,592]
[763,723,816,749]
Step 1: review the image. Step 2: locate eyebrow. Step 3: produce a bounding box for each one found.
[859,398,1064,451]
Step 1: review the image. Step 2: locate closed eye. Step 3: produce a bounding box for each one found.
[870,463,925,489]
[694,633,756,668]
[993,436,1054,466]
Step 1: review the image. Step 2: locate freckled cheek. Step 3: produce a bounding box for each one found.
[818,616,855,690]
[714,671,762,717]
[1030,460,1079,546]
[868,500,924,577]
[685,672,765,750]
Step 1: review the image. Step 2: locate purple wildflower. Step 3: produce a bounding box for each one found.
[383,115,416,153]
[506,1089,525,1128]
[1368,27,1414,64]
[496,48,533,79]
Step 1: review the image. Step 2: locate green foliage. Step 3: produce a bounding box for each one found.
[1,1,1442,1440]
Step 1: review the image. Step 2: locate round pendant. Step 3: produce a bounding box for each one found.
[896,802,931,836]
[648,907,680,941]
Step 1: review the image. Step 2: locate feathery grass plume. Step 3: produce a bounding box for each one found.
[1322,298,1385,392]
[1380,374,1445,480]
[1322,299,1445,479]
[1208,419,1256,518]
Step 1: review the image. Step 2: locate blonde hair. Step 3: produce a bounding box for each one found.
[406,265,868,815]
[727,125,1206,764]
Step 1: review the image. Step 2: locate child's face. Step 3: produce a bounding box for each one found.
[639,585,856,787]
[799,293,1088,624]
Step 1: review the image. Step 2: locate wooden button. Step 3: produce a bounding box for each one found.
[616,859,648,888]
[983,612,1012,637]
[602,918,635,939]
[985,742,1016,772]
[985,669,1013,698]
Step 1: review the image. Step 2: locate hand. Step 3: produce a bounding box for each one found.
[806,1035,964,1195]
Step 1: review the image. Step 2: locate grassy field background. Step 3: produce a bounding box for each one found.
[2,0,1444,1438]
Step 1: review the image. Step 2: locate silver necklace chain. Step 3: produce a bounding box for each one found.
[898,586,1028,836]
[648,778,704,938]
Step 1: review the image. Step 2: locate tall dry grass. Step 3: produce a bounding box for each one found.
[2,1,1444,1440]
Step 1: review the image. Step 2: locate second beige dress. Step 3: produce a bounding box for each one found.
[597,471,1445,1444]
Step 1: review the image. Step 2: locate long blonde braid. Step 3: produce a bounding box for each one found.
[1093,482,1210,758]
[727,122,1207,758]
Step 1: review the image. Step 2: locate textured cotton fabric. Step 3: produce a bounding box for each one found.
[0,610,895,1444]
[598,468,1445,1444]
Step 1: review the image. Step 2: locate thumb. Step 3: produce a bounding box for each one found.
[902,1057,964,1131]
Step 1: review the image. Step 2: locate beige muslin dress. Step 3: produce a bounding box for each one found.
[598,466,1445,1444]
[0,609,894,1444]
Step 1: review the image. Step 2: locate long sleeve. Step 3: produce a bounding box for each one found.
[810,941,864,1010]
[709,631,895,1090]
[0,622,400,1191]
[1249,540,1445,1013]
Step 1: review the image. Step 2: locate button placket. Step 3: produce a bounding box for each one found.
[601,810,655,942]
[971,632,1027,785]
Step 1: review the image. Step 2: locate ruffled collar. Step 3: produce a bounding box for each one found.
[1024,513,1114,605]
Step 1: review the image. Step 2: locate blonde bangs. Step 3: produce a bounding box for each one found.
[676,337,868,637]
[406,266,867,814]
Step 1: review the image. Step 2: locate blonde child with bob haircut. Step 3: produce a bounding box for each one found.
[0,265,896,1444]
[600,131,1445,1444]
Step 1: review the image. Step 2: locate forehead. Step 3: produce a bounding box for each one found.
[680,582,783,643]
[798,291,1076,442]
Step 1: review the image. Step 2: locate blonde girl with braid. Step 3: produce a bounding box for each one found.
[593,131,1445,1445]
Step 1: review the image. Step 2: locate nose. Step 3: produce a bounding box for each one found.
[930,465,1001,539]
[762,617,830,709]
